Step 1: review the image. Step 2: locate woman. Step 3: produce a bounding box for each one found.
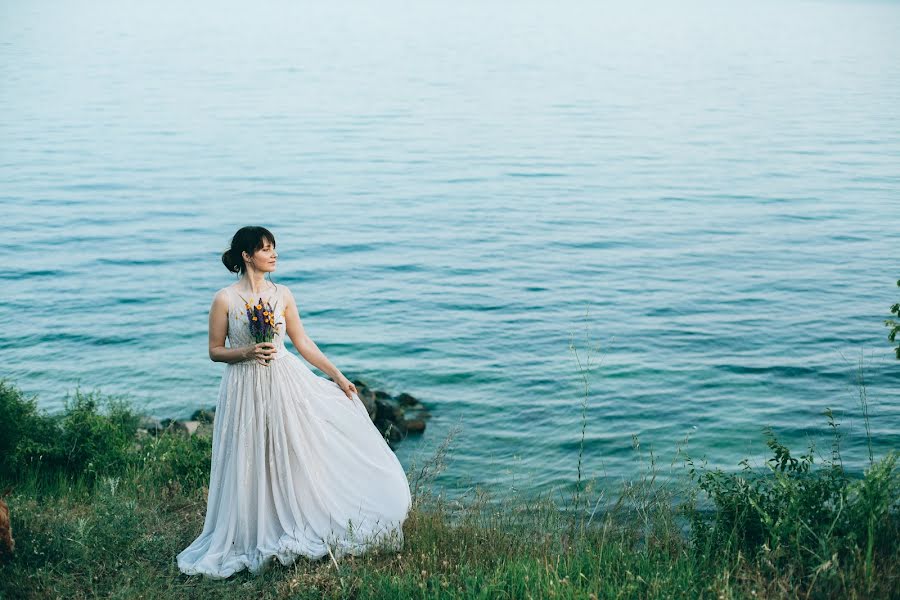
[176,226,411,579]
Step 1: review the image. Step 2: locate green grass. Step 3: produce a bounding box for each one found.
[0,374,897,599]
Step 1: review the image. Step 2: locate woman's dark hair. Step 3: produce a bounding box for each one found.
[222,226,276,275]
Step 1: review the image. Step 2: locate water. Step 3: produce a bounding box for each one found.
[2,0,899,502]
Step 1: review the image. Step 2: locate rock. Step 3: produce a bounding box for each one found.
[381,422,404,443]
[173,420,201,436]
[139,378,428,450]
[396,393,418,406]
[401,418,426,433]
[191,408,215,424]
[350,377,431,440]
[404,407,431,420]
[353,379,377,420]
[138,416,162,434]
[374,398,396,422]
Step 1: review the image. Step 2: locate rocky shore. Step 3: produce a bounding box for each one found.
[137,378,431,449]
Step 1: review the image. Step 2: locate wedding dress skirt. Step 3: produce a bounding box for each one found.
[176,285,411,579]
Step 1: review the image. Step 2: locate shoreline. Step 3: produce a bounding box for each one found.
[1,378,897,598]
[139,377,431,451]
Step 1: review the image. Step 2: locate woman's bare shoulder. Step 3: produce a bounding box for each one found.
[277,283,296,302]
[212,286,234,305]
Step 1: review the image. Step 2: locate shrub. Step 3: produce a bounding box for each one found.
[886,278,900,359]
[683,408,899,580]
[138,431,212,491]
[55,388,141,479]
[0,379,60,480]
[0,379,140,484]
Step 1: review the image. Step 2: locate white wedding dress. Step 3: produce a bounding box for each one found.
[176,283,411,579]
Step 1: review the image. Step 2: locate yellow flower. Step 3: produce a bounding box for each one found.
[263,311,269,316]
[245,303,250,309]
[252,317,258,321]
[256,304,262,310]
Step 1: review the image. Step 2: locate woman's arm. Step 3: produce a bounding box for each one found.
[282,287,342,378]
[208,290,274,365]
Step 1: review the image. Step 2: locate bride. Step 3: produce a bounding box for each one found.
[176,225,412,579]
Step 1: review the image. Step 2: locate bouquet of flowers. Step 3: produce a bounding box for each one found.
[242,296,279,365]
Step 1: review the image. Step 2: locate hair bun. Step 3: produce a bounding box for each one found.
[221,248,240,273]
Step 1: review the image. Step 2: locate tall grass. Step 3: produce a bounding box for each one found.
[0,347,897,600]
[567,305,609,536]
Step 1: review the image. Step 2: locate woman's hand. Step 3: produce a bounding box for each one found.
[334,374,358,400]
[246,342,277,366]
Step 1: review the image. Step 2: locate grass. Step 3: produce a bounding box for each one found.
[0,349,898,599]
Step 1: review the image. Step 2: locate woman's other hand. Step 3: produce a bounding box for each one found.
[334,374,358,400]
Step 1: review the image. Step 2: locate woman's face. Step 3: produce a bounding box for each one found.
[244,238,277,273]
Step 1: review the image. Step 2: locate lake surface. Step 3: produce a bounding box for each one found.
[2,0,899,502]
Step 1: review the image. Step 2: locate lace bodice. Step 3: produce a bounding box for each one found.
[223,284,288,358]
